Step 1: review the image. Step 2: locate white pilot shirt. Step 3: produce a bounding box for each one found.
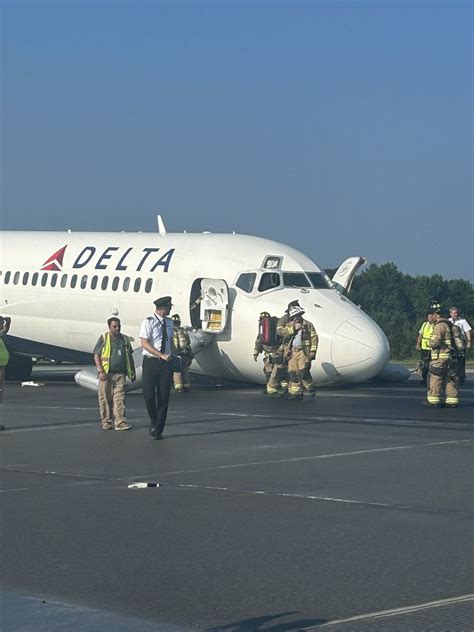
[139,314,173,356]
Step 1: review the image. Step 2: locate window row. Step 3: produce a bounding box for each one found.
[1,270,154,294]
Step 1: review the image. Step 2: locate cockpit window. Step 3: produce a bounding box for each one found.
[306,272,332,289]
[258,272,281,292]
[282,272,311,288]
[236,272,256,293]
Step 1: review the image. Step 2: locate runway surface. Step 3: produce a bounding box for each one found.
[1,368,473,631]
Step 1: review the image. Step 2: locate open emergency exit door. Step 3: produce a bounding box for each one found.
[190,278,229,334]
[332,257,367,295]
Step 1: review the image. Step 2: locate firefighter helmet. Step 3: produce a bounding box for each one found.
[260,311,271,318]
[430,302,442,314]
[288,305,305,318]
[171,313,181,325]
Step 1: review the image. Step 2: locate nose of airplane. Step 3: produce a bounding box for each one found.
[330,316,389,382]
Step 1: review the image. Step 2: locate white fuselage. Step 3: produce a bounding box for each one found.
[0,231,390,385]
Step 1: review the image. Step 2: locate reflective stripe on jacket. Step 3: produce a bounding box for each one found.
[420,322,434,350]
[277,318,318,357]
[429,319,452,361]
[100,332,135,379]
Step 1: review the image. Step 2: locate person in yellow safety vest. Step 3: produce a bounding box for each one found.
[93,317,136,430]
[171,314,193,392]
[274,304,318,400]
[254,311,288,395]
[426,304,462,408]
[415,310,436,384]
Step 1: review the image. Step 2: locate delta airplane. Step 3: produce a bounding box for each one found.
[0,218,408,390]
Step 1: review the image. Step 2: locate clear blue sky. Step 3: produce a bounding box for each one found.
[1,1,472,280]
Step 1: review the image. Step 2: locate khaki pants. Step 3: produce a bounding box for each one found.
[98,373,127,427]
[427,359,459,406]
[287,349,315,396]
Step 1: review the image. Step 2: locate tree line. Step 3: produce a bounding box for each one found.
[328,263,474,360]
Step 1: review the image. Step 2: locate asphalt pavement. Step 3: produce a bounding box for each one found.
[1,369,473,631]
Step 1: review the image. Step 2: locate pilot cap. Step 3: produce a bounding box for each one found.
[154,296,173,309]
[289,305,305,318]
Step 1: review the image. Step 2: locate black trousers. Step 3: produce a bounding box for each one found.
[142,357,173,434]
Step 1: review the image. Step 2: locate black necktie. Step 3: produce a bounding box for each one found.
[160,319,168,353]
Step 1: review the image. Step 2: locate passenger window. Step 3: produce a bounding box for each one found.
[32,272,38,286]
[101,276,108,290]
[4,271,11,284]
[80,275,88,289]
[91,275,98,290]
[112,277,119,291]
[134,278,141,292]
[70,274,78,289]
[123,277,130,292]
[14,271,20,285]
[283,272,311,288]
[258,272,280,292]
[51,273,58,287]
[22,272,29,285]
[41,273,48,287]
[145,278,153,293]
[60,274,68,288]
[236,273,256,293]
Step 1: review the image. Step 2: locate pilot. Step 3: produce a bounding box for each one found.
[277,304,318,400]
[266,301,302,397]
[427,304,462,408]
[139,296,175,439]
[171,313,193,393]
[254,311,287,394]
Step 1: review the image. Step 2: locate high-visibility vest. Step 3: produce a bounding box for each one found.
[420,322,434,350]
[100,332,134,378]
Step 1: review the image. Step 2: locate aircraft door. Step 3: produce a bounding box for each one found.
[332,257,367,295]
[190,279,229,333]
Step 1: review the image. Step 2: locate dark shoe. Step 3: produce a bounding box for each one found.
[423,402,440,408]
[445,404,458,408]
[288,394,303,401]
[154,432,163,440]
[149,425,157,437]
[306,390,316,398]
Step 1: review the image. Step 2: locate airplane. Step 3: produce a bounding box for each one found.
[0,217,409,390]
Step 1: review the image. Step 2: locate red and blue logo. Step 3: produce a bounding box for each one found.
[41,245,68,271]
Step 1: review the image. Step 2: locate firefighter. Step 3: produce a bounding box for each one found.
[254,312,287,394]
[426,304,462,408]
[415,310,436,384]
[266,301,301,397]
[278,304,318,400]
[171,313,193,392]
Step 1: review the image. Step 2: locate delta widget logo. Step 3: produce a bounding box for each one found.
[41,245,68,271]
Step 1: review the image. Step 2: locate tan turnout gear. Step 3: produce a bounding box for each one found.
[427,314,459,407]
[254,311,285,387]
[172,316,193,392]
[267,308,318,398]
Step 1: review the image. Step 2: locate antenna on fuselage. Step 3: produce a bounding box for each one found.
[157,215,167,236]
